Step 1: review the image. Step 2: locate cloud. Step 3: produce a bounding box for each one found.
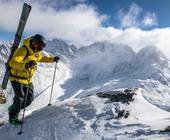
[119,3,142,28]
[110,28,170,59]
[1,0,170,59]
[142,12,157,27]
[0,0,107,46]
[0,0,86,6]
[118,3,158,28]
[28,0,87,9]
[0,1,23,31]
[75,26,170,59]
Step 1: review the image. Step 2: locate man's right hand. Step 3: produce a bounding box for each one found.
[25,60,37,69]
[53,56,60,63]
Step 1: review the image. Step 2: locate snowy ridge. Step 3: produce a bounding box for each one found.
[45,39,77,58]
[1,40,170,139]
[0,43,11,63]
[111,46,170,83]
[59,42,136,100]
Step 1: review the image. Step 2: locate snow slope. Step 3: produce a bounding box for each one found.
[0,89,170,140]
[1,40,170,139]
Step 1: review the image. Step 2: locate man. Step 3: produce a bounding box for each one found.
[8,34,60,125]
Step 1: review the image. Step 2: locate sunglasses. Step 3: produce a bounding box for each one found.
[33,42,45,51]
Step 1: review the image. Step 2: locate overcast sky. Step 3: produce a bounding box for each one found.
[1,0,170,58]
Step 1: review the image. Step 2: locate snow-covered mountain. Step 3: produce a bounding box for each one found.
[111,46,170,82]
[45,39,77,58]
[0,43,11,63]
[1,39,170,139]
[72,42,135,84]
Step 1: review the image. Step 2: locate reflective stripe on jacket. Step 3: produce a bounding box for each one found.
[9,37,55,84]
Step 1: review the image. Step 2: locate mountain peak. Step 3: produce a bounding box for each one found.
[138,46,165,58]
[135,46,168,66]
[90,41,112,47]
[49,38,68,47]
[45,38,77,57]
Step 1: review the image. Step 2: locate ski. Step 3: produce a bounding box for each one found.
[1,3,31,89]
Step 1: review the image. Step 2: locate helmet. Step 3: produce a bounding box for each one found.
[31,34,46,48]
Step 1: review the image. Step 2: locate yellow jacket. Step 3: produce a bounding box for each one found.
[9,37,55,84]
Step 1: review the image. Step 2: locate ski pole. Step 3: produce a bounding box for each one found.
[18,69,32,135]
[48,62,58,106]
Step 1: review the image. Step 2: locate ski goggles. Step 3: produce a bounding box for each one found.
[33,42,46,51]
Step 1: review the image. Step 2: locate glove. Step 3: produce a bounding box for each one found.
[53,56,60,63]
[0,92,7,104]
[25,60,37,69]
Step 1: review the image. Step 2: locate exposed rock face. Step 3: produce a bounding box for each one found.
[96,88,137,118]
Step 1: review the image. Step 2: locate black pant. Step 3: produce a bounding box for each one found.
[9,81,34,120]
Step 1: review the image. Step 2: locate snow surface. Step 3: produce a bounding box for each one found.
[1,40,170,139]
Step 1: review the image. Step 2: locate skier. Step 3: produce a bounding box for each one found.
[8,34,60,125]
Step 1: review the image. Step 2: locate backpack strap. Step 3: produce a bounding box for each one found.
[23,45,30,60]
[9,46,31,79]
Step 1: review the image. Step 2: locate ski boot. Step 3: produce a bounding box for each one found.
[9,118,22,126]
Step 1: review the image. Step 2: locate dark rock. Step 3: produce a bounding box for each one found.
[96,88,137,119]
[96,88,137,104]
